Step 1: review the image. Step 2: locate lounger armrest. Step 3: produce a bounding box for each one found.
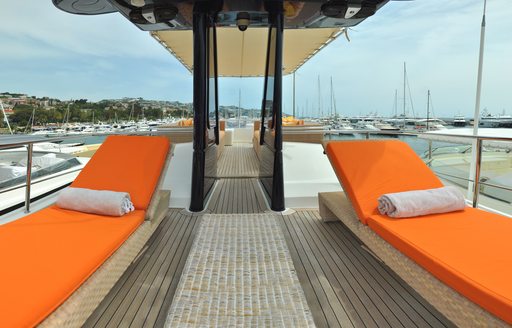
[318,192,358,224]
[145,189,170,221]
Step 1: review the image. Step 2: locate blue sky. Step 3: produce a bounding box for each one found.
[0,0,511,117]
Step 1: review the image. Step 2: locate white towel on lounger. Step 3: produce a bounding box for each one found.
[56,187,135,216]
[378,186,466,218]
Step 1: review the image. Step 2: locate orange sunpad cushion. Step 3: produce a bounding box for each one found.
[368,209,512,323]
[0,206,145,327]
[72,135,169,210]
[325,140,443,224]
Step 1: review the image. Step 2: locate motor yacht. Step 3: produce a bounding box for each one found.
[0,148,89,216]
[1,1,511,328]
[452,115,467,127]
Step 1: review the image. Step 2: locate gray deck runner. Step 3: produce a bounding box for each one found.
[165,214,315,327]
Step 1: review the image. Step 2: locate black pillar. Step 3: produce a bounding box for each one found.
[267,1,285,211]
[190,3,208,212]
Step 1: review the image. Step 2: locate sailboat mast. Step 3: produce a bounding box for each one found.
[330,76,334,117]
[292,72,296,118]
[238,88,241,128]
[0,99,13,135]
[317,76,321,118]
[403,62,407,127]
[393,89,398,117]
[31,106,36,132]
[426,90,430,131]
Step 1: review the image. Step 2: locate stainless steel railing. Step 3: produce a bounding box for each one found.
[0,131,164,213]
[324,129,512,210]
[2,128,512,214]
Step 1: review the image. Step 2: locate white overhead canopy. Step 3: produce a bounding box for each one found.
[152,27,343,77]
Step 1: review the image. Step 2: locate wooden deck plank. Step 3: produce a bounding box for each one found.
[84,209,183,327]
[296,211,407,328]
[252,179,268,212]
[280,210,455,328]
[280,214,351,328]
[328,220,450,328]
[119,213,198,326]
[278,215,330,328]
[301,211,421,327]
[216,143,259,178]
[150,215,202,327]
[207,179,268,214]
[206,181,222,213]
[284,214,363,327]
[241,179,248,213]
[84,209,197,328]
[101,212,193,327]
[134,214,201,327]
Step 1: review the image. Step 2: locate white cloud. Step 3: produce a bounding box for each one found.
[290,0,512,117]
[0,0,510,117]
[0,1,169,60]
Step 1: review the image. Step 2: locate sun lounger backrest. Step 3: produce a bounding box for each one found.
[326,140,443,224]
[71,135,170,210]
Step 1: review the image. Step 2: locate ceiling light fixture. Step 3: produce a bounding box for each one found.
[131,0,146,8]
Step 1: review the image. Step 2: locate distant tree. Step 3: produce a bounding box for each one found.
[10,106,33,127]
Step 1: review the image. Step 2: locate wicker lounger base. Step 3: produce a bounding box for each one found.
[39,192,170,328]
[318,192,508,328]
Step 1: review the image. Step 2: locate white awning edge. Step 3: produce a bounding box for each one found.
[151,27,345,77]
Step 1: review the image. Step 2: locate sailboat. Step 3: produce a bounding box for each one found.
[414,90,446,131]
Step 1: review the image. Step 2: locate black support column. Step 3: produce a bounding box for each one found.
[190,2,209,212]
[270,2,285,211]
[259,1,285,211]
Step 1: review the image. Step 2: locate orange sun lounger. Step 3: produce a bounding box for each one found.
[0,135,170,328]
[325,140,512,324]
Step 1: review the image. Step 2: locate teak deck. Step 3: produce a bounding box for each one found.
[280,210,454,328]
[216,143,259,178]
[84,143,454,327]
[207,178,268,214]
[83,209,199,328]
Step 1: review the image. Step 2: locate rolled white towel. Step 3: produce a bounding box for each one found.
[378,186,466,218]
[56,187,135,217]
